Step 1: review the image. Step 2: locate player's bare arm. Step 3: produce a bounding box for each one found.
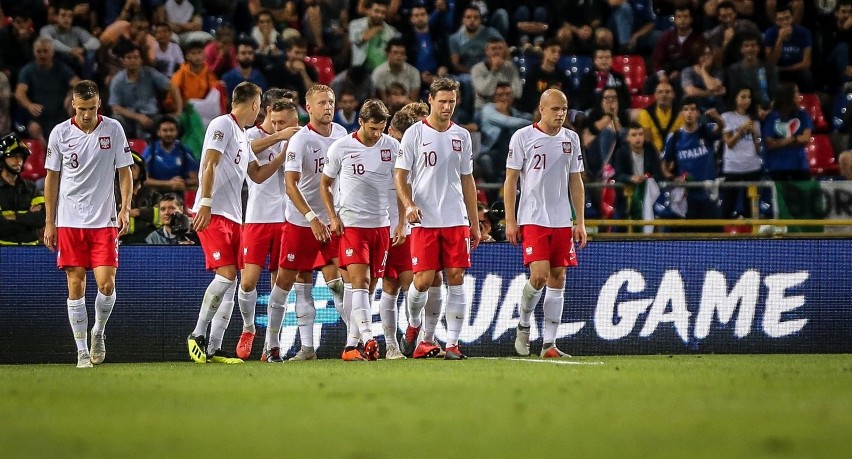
[319,173,343,236]
[391,194,406,247]
[394,168,421,223]
[286,170,330,242]
[461,173,480,250]
[568,171,587,249]
[250,126,301,153]
[503,168,521,245]
[192,148,221,232]
[116,165,133,236]
[43,169,60,251]
[247,150,286,184]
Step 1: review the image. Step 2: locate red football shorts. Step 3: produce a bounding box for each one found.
[240,222,285,270]
[338,226,390,278]
[56,227,119,269]
[409,226,471,273]
[384,235,412,279]
[279,222,340,272]
[520,225,578,267]
[197,215,242,270]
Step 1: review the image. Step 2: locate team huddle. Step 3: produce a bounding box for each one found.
[44,77,587,368]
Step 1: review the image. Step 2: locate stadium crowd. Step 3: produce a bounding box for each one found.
[3,0,852,247]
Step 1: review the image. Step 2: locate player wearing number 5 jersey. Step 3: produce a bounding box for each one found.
[321,99,400,361]
[43,80,134,368]
[186,82,290,364]
[395,77,481,360]
[504,89,587,359]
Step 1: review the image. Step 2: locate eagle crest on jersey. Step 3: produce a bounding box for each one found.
[381,149,392,161]
[99,137,111,149]
[213,130,224,141]
[452,139,462,151]
[562,142,572,154]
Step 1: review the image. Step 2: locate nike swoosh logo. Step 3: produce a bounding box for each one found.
[351,154,361,158]
[455,315,464,320]
[422,141,433,146]
[68,144,77,148]
[533,144,543,149]
[312,148,321,153]
[297,314,308,319]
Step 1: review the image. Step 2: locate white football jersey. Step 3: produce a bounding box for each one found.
[396,120,473,228]
[506,123,584,227]
[192,114,258,224]
[324,132,399,228]
[284,122,348,227]
[45,116,134,228]
[245,125,287,224]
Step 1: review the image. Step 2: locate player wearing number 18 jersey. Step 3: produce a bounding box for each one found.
[395,78,481,360]
[504,89,588,359]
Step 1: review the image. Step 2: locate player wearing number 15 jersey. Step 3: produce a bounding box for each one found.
[503,89,588,359]
[43,80,134,368]
[395,77,481,360]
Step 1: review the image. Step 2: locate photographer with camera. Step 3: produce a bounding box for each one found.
[145,193,194,245]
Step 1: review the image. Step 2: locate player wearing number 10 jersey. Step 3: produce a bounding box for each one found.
[503,89,588,359]
[395,77,481,360]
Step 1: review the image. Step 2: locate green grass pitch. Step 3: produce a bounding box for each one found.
[2,355,851,458]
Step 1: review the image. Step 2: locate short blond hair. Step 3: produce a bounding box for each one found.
[305,84,334,102]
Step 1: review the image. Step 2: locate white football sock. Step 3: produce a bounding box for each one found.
[341,282,352,328]
[192,275,234,337]
[445,285,466,347]
[294,283,316,349]
[379,291,399,347]
[422,286,443,343]
[208,282,237,352]
[519,281,543,327]
[91,290,116,336]
[350,288,373,342]
[542,287,564,344]
[238,287,258,334]
[327,277,344,317]
[67,298,88,352]
[267,285,289,349]
[407,284,427,328]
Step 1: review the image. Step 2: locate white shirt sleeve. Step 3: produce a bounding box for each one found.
[323,139,343,179]
[460,129,474,175]
[284,131,306,173]
[569,131,584,174]
[205,117,230,155]
[45,127,62,172]
[396,125,418,171]
[114,124,134,169]
[506,129,524,171]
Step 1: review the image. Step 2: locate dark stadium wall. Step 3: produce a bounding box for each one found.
[1,240,850,363]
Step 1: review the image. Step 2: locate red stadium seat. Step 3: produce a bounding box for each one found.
[631,94,655,109]
[304,56,335,86]
[611,55,647,95]
[806,134,839,176]
[20,139,47,182]
[799,93,830,133]
[128,139,148,156]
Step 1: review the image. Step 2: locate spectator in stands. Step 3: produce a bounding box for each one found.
[110,45,183,139]
[680,43,726,113]
[576,47,630,112]
[0,14,35,88]
[384,81,412,114]
[121,152,160,244]
[170,40,220,108]
[46,1,94,30]
[266,37,317,95]
[471,38,522,112]
[519,39,573,115]
[331,65,373,105]
[142,115,198,193]
[222,38,269,107]
[249,0,300,31]
[333,87,359,133]
[203,24,237,78]
[764,2,814,92]
[478,82,532,183]
[155,0,211,46]
[554,0,608,56]
[0,133,45,245]
[251,9,286,68]
[145,192,195,245]
[637,80,683,152]
[404,4,450,98]
[152,22,184,77]
[92,0,144,35]
[720,86,762,218]
[15,38,79,144]
[0,72,10,134]
[662,96,723,225]
[612,122,664,218]
[651,4,705,91]
[608,0,658,55]
[372,38,420,103]
[477,201,495,243]
[302,0,348,58]
[39,3,100,79]
[762,82,813,181]
[704,1,759,66]
[349,0,400,71]
[584,86,630,178]
[820,0,852,92]
[726,30,779,111]
[448,6,502,119]
[102,14,158,69]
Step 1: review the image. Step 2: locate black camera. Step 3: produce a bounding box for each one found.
[170,211,191,237]
[488,200,506,242]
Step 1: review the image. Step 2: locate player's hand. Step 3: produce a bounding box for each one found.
[574,223,588,249]
[117,208,131,236]
[392,223,406,246]
[505,221,520,245]
[309,216,330,242]
[192,205,212,233]
[405,205,422,224]
[329,214,344,237]
[43,222,57,251]
[469,224,481,251]
[276,126,301,141]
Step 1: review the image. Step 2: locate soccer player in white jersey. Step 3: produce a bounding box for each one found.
[320,99,399,361]
[395,77,481,360]
[43,80,134,368]
[186,82,291,364]
[266,84,348,363]
[235,96,301,360]
[504,89,587,358]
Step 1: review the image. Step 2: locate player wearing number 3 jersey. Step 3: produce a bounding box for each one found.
[504,89,587,359]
